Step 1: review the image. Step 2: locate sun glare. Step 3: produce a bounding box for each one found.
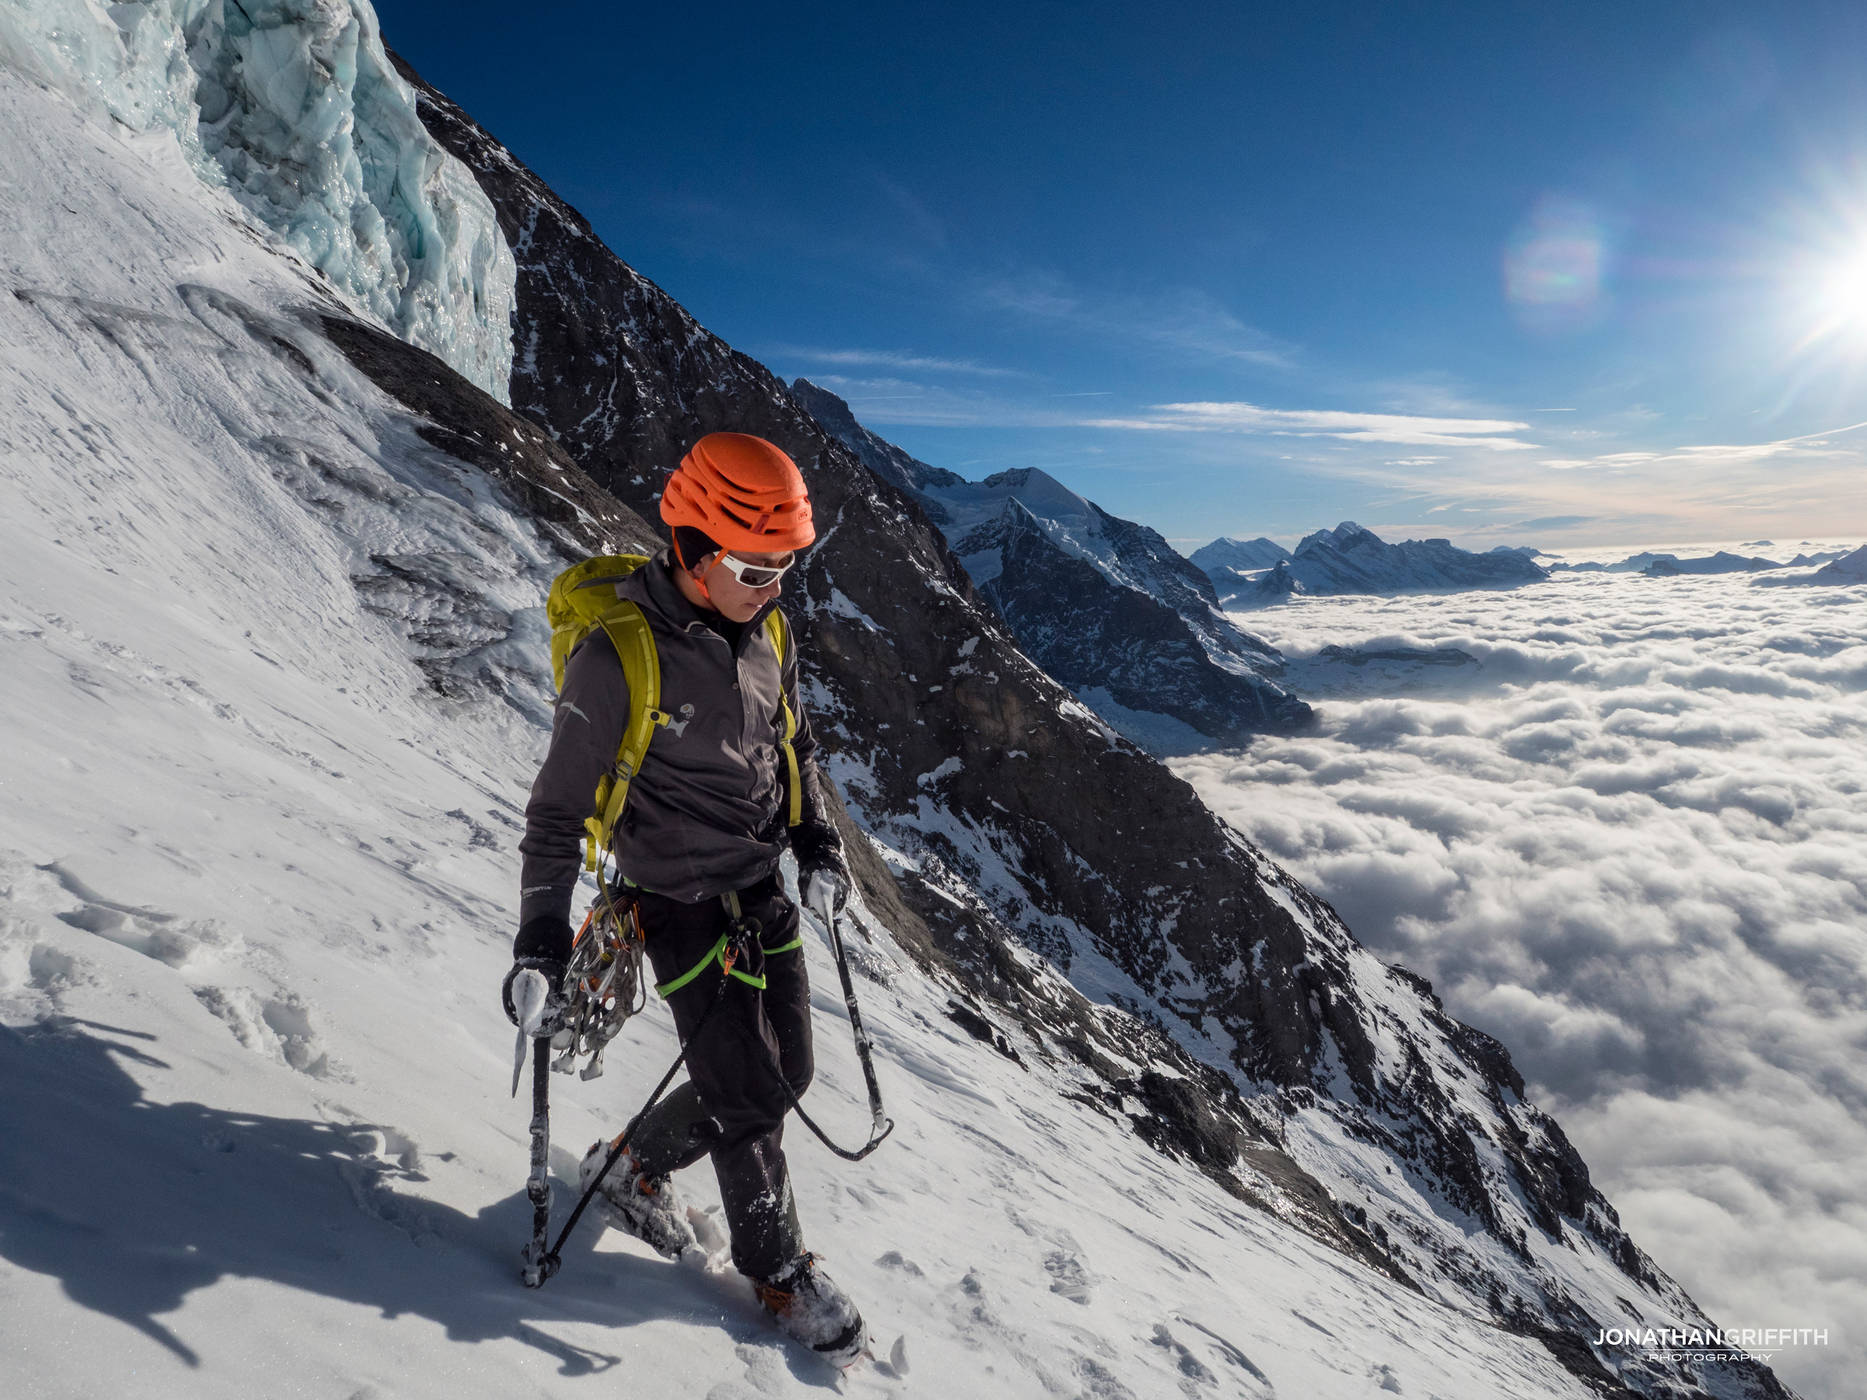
[1816,249,1867,330]
[1784,194,1867,362]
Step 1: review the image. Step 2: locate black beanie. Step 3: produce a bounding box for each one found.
[672,526,721,571]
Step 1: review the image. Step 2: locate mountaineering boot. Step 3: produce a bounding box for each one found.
[578,1139,699,1258]
[753,1253,868,1366]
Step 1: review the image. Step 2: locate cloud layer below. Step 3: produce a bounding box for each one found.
[1174,573,1867,1399]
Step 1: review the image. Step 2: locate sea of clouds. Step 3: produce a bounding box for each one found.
[1175,565,1866,1400]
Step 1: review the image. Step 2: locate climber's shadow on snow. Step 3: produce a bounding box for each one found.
[0,1018,762,1378]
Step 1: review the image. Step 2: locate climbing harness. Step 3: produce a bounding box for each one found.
[519,881,893,1287]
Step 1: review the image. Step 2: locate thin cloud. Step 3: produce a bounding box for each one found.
[1543,418,1867,471]
[973,271,1297,370]
[1092,401,1537,450]
[869,172,948,249]
[776,346,1022,377]
[803,373,1103,429]
[1514,514,1598,531]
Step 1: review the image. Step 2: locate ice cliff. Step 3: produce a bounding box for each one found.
[0,0,514,400]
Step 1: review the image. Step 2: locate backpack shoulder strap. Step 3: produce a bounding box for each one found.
[544,554,669,870]
[547,554,651,690]
[762,608,802,828]
[581,601,671,870]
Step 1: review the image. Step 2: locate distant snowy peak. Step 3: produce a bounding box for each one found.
[792,390,1311,745]
[1188,535,1293,574]
[1820,543,1867,578]
[1755,542,1867,587]
[1,0,516,401]
[1211,521,1547,601]
[1227,557,1307,607]
[968,501,1313,744]
[918,464,1100,563]
[1641,550,1781,576]
[1551,547,1855,575]
[1294,519,1380,555]
[1788,546,1854,568]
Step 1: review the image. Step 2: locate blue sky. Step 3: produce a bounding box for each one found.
[379,1,1867,552]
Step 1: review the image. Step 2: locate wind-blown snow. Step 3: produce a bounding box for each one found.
[0,0,516,400]
[0,62,1621,1399]
[1179,576,1865,1400]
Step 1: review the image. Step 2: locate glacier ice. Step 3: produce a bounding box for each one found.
[0,0,516,402]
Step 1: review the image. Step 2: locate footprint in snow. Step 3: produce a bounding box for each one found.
[1173,1316,1275,1396]
[22,942,86,1001]
[1044,1249,1093,1304]
[194,985,347,1080]
[41,860,237,970]
[1368,1360,1404,1392]
[1152,1323,1218,1389]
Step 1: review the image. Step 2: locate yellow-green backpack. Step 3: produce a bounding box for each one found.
[546,555,801,872]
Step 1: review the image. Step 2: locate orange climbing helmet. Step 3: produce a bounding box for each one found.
[660,433,815,553]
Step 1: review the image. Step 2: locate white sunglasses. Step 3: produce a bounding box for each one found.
[710,551,796,589]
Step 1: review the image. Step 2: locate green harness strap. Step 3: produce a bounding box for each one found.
[655,931,767,996]
[653,889,791,997]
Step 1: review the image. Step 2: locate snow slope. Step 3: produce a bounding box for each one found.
[0,63,1652,1400]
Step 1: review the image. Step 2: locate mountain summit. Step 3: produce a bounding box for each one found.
[1202,521,1549,603]
[790,378,1312,750]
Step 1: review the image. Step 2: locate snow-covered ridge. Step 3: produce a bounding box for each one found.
[1188,535,1292,574]
[788,380,1310,748]
[0,0,515,400]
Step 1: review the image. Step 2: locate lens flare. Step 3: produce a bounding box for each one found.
[1504,196,1610,333]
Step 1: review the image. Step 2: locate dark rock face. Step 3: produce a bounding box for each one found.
[791,379,1311,749]
[976,501,1314,744]
[1220,557,1307,608]
[789,378,967,508]
[385,48,1791,1400]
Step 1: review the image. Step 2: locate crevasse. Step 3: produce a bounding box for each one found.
[0,0,516,402]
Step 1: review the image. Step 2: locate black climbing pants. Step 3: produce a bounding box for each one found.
[625,872,812,1281]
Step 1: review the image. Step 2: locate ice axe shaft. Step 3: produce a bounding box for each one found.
[519,1037,557,1286]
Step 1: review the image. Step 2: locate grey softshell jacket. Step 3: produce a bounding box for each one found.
[519,550,841,923]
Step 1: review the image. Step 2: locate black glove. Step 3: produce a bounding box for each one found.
[503,916,573,1029]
